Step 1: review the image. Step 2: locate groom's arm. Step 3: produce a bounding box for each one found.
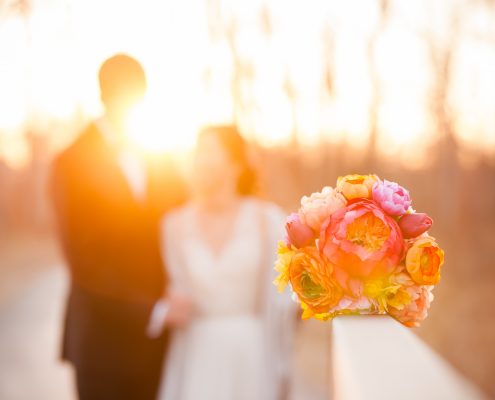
[49,154,88,272]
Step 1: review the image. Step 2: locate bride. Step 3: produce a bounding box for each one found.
[158,125,295,400]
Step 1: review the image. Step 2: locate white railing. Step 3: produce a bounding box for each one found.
[331,315,486,400]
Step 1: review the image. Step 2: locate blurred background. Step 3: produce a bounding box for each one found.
[0,0,494,399]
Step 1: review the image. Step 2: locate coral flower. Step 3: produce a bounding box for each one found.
[320,199,404,285]
[336,174,379,200]
[406,236,444,285]
[289,247,343,316]
[388,284,434,327]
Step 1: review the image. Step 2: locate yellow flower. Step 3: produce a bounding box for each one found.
[363,269,415,312]
[385,269,416,311]
[273,241,295,293]
[406,236,444,285]
[336,174,379,200]
[364,277,401,312]
[386,287,412,310]
[300,301,334,321]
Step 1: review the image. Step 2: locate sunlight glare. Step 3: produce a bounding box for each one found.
[125,98,199,153]
[0,0,494,168]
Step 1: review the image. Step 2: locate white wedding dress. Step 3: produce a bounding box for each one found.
[158,197,295,400]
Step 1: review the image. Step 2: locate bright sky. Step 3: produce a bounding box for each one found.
[0,0,494,168]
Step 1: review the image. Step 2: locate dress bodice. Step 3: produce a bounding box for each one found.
[164,199,264,318]
[159,198,297,400]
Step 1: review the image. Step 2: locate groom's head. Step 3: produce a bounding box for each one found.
[99,54,147,122]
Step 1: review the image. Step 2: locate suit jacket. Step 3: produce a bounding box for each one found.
[50,122,187,373]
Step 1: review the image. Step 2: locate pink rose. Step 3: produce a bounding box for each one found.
[372,180,411,216]
[398,213,433,239]
[285,213,315,248]
[299,186,347,232]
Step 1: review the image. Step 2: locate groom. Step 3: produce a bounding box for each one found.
[50,54,191,400]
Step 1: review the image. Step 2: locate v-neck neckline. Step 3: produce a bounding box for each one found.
[190,199,250,263]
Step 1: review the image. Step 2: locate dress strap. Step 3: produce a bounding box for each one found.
[255,202,269,314]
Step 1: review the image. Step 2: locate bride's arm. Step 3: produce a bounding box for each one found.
[263,202,297,311]
[261,202,298,397]
[147,211,193,338]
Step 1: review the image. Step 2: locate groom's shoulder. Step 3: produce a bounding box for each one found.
[52,123,99,168]
[64,123,99,155]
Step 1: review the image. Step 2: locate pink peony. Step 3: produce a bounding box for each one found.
[398,213,433,239]
[372,180,411,216]
[299,186,347,232]
[320,199,405,285]
[285,213,315,248]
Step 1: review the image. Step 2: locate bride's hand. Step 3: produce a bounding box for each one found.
[165,291,194,328]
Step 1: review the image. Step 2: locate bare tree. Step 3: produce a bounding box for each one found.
[419,2,464,224]
[205,0,258,132]
[366,0,389,171]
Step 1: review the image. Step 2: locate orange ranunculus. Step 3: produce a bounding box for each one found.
[336,174,379,200]
[320,199,404,287]
[405,236,444,285]
[289,247,343,316]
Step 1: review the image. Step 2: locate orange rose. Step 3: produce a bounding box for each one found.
[406,236,444,285]
[289,247,343,315]
[336,174,379,200]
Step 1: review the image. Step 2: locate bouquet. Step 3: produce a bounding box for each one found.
[274,174,444,327]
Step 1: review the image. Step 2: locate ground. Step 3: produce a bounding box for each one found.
[0,236,331,400]
[0,235,75,400]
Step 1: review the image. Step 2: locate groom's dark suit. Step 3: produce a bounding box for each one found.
[50,122,186,400]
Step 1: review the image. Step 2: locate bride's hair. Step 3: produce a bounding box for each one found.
[199,125,258,196]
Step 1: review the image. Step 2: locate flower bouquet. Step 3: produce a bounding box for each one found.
[274,174,444,327]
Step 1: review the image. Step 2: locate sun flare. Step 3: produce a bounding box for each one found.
[0,0,494,168]
[125,97,200,153]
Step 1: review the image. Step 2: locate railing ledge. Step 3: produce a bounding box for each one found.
[331,315,486,400]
